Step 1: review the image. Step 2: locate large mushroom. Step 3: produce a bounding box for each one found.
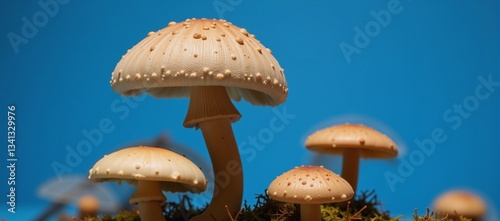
[109,18,287,220]
[88,146,207,221]
[305,123,398,192]
[267,165,354,221]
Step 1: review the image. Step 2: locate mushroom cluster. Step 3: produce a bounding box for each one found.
[91,18,288,221]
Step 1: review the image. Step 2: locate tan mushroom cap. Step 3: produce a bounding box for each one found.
[433,190,487,218]
[77,195,100,216]
[110,18,287,106]
[267,166,354,204]
[305,123,398,158]
[88,146,207,193]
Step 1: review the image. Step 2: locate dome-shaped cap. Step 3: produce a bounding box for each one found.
[267,166,353,204]
[433,190,487,219]
[88,146,207,193]
[305,123,398,158]
[110,18,287,106]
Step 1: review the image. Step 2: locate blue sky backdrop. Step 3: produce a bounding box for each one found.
[1,0,499,220]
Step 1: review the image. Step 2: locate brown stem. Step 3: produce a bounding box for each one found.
[341,149,360,192]
[300,204,321,221]
[185,86,243,221]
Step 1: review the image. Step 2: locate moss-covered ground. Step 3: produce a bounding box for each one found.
[81,190,470,221]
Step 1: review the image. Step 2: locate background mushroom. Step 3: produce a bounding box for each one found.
[267,165,354,221]
[35,175,119,221]
[305,123,398,192]
[109,18,287,220]
[88,146,207,221]
[433,190,487,220]
[77,195,100,219]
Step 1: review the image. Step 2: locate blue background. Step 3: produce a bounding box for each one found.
[1,0,499,220]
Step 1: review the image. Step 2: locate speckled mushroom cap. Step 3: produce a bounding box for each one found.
[305,123,398,159]
[88,146,207,193]
[109,18,287,106]
[267,166,354,204]
[433,190,487,218]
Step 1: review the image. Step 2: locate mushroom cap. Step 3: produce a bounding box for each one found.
[110,18,287,106]
[267,165,354,204]
[433,190,487,218]
[77,195,100,214]
[305,123,398,158]
[88,146,207,193]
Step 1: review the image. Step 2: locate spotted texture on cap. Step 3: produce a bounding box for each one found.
[88,146,207,193]
[305,123,398,158]
[110,18,287,106]
[267,166,353,204]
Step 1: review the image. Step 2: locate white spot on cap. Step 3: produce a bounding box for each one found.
[171,171,180,180]
[240,28,249,36]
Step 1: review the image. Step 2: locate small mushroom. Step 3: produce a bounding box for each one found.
[267,165,354,221]
[109,18,287,221]
[77,195,100,219]
[88,146,207,221]
[305,123,398,192]
[433,190,487,220]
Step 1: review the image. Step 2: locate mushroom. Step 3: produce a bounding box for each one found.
[433,190,487,220]
[305,123,398,192]
[109,18,287,220]
[267,165,354,221]
[88,146,207,221]
[77,195,100,219]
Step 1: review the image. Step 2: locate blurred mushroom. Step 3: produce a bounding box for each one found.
[305,123,398,192]
[77,195,100,219]
[88,146,207,221]
[36,175,119,221]
[109,18,287,220]
[267,165,354,221]
[433,190,487,220]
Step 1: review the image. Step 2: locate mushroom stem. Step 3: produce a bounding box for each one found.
[300,204,321,221]
[341,149,360,192]
[131,180,166,221]
[138,201,166,221]
[185,86,243,221]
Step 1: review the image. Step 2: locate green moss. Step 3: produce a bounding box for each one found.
[84,190,472,221]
